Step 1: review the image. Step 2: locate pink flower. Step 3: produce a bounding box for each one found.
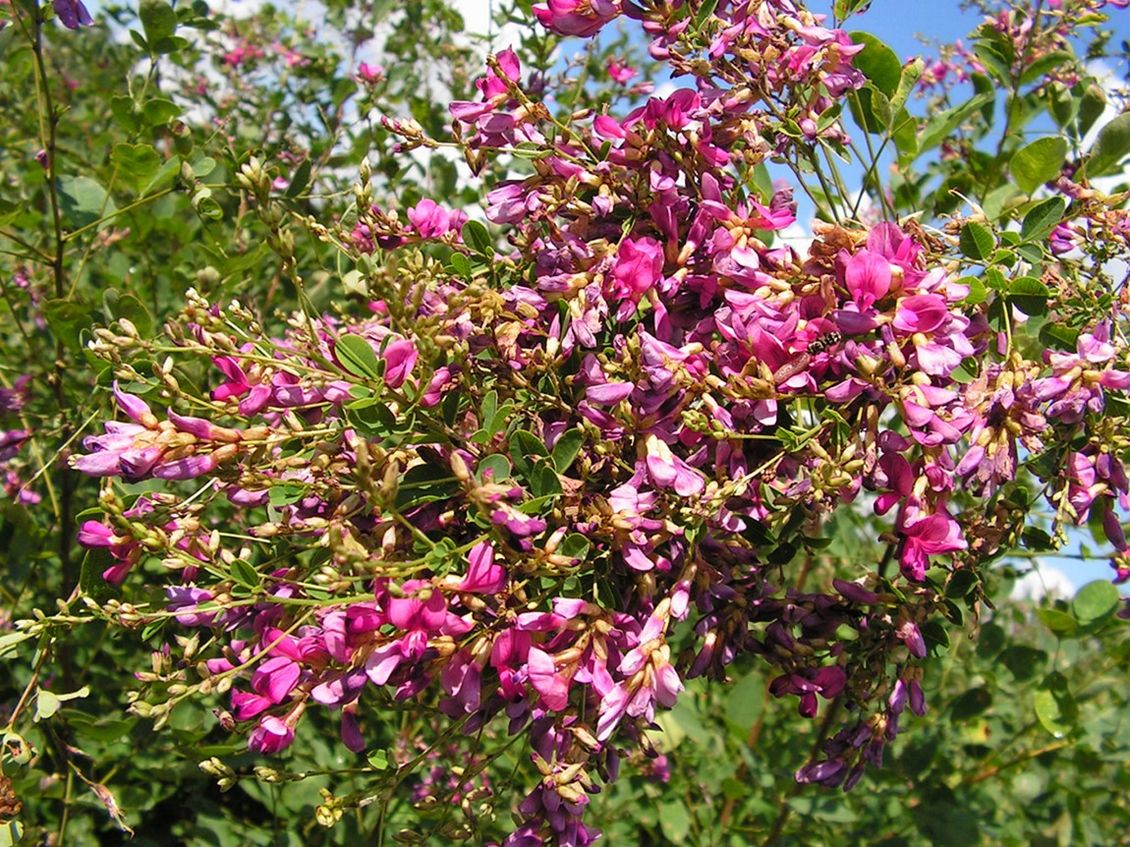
[645,435,705,497]
[381,338,418,388]
[609,237,664,304]
[898,509,966,581]
[458,541,507,594]
[893,294,949,335]
[533,0,621,37]
[212,355,272,415]
[248,716,295,755]
[77,520,141,584]
[527,646,570,710]
[356,62,385,84]
[843,249,891,311]
[406,199,467,240]
[607,58,636,84]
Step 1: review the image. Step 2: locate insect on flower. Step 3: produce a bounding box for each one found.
[773,332,844,384]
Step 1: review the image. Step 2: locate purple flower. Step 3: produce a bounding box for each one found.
[54,0,94,29]
[248,716,295,755]
[645,435,704,497]
[457,541,507,594]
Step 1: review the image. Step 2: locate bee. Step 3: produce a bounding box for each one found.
[806,330,843,356]
[771,331,843,385]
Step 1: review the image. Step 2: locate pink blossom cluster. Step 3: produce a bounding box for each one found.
[73,1,1130,843]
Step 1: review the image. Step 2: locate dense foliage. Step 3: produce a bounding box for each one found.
[0,0,1128,844]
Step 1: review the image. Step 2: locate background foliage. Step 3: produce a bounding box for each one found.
[0,0,1127,844]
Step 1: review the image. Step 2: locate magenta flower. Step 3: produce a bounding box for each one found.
[212,355,272,415]
[606,58,636,84]
[381,338,418,388]
[532,0,621,37]
[843,249,891,311]
[77,520,141,585]
[1033,323,1130,423]
[527,646,570,710]
[608,237,664,305]
[457,541,507,594]
[893,294,949,335]
[356,62,385,84]
[248,715,295,755]
[406,199,467,240]
[898,508,966,581]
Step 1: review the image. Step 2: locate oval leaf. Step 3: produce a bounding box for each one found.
[1011,136,1068,194]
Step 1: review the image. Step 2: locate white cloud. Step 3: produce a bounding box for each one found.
[1009,562,1076,603]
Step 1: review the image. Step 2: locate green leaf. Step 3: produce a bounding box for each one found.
[447,252,473,278]
[141,97,181,128]
[1019,50,1074,85]
[658,801,691,843]
[103,289,154,336]
[959,221,995,261]
[510,430,548,458]
[982,183,1024,221]
[347,400,402,439]
[230,559,260,589]
[1034,672,1077,738]
[268,483,307,507]
[110,95,142,132]
[848,84,891,135]
[394,464,458,510]
[972,43,1010,84]
[889,57,925,115]
[694,0,720,25]
[891,108,919,159]
[529,461,563,498]
[335,334,385,381]
[481,389,498,433]
[945,568,979,599]
[284,159,313,198]
[462,220,493,256]
[42,298,92,351]
[747,163,774,203]
[918,93,993,153]
[849,33,902,97]
[476,454,511,483]
[1019,196,1066,243]
[962,275,988,306]
[1077,83,1107,137]
[110,143,162,191]
[724,670,765,739]
[1036,607,1079,638]
[143,155,181,195]
[921,619,951,655]
[950,687,992,721]
[1072,580,1119,624]
[1011,137,1068,194]
[1084,112,1130,178]
[551,429,584,473]
[367,749,390,769]
[140,0,177,46]
[1008,275,1050,316]
[57,175,115,229]
[559,534,590,560]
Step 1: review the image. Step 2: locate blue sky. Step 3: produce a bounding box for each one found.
[815,1,1130,58]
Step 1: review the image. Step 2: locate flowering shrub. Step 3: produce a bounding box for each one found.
[1,0,1129,844]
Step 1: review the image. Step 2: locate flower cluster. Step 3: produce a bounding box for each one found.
[74,1,1130,843]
